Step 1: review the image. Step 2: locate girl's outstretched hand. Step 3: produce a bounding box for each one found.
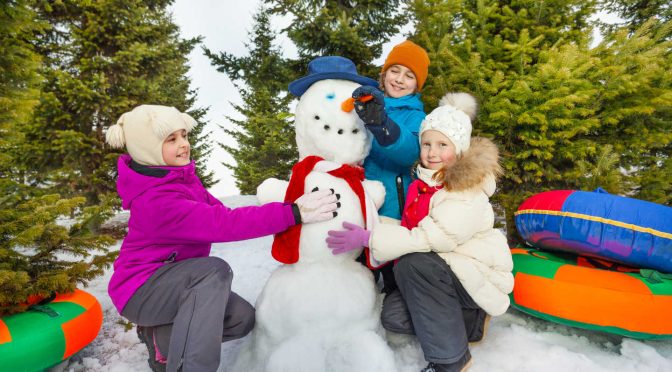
[294,188,340,224]
[326,221,371,255]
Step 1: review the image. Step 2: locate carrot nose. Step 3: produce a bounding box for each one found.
[341,95,373,112]
[341,97,356,112]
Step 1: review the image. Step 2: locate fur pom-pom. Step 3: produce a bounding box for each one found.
[105,119,126,148]
[439,93,478,121]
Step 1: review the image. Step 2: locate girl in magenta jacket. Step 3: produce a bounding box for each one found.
[105,105,339,372]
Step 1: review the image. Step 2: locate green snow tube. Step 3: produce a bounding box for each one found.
[0,289,103,371]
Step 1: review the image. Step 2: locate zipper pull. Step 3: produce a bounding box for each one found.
[164,252,177,263]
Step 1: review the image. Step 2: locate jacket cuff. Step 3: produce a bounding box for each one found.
[290,203,302,225]
[366,117,401,146]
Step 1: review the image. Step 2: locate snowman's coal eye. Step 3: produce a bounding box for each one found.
[352,129,359,134]
[326,93,335,100]
[314,115,320,120]
[323,125,330,130]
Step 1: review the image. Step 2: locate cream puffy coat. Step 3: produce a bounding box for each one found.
[369,137,514,316]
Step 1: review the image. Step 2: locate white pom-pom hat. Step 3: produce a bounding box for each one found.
[419,93,478,155]
[105,104,196,166]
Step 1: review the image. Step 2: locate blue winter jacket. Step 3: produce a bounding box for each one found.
[364,93,425,219]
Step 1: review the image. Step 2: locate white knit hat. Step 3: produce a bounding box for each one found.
[105,105,196,166]
[419,93,478,155]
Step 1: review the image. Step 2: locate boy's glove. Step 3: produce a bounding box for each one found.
[326,221,371,255]
[352,86,401,146]
[293,188,340,224]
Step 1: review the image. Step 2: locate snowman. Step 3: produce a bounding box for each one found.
[233,56,396,372]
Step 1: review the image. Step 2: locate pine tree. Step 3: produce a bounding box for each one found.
[1,1,115,316]
[19,0,213,205]
[0,194,118,316]
[209,2,402,194]
[589,20,672,204]
[205,6,297,194]
[410,0,599,239]
[265,0,405,78]
[414,1,672,240]
[574,145,627,193]
[412,0,596,108]
[600,0,672,31]
[0,0,42,202]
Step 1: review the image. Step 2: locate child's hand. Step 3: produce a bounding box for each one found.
[326,222,371,255]
[294,188,340,224]
[352,86,386,126]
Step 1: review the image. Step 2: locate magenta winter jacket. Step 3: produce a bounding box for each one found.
[108,154,297,313]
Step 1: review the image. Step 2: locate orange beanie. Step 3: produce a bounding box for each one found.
[382,40,430,91]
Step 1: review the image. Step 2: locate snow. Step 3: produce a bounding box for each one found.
[57,195,672,372]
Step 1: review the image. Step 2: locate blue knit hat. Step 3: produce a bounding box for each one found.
[288,56,379,97]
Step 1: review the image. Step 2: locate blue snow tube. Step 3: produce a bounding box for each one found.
[515,189,672,273]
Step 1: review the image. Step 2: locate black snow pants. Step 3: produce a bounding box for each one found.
[381,252,487,364]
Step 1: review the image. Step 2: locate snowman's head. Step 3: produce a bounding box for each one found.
[294,79,371,165]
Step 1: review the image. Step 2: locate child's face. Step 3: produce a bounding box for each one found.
[420,130,457,170]
[383,64,418,98]
[162,129,190,166]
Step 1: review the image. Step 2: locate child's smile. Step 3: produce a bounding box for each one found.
[162,129,191,166]
[383,64,418,98]
[420,130,457,170]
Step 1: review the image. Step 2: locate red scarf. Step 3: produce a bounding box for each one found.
[271,156,366,264]
[401,179,442,229]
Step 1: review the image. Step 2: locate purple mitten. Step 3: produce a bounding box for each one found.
[326,221,371,255]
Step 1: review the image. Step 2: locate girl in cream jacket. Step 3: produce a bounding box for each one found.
[327,93,513,372]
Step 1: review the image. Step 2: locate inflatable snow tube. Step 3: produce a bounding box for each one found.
[0,289,103,371]
[515,189,672,273]
[510,246,672,339]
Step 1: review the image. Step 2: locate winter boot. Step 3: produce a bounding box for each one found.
[482,315,491,339]
[136,326,167,372]
[469,314,491,346]
[420,350,472,372]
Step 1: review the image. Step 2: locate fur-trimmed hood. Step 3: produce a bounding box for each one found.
[441,136,502,194]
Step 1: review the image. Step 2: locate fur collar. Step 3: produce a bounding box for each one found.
[441,137,502,193]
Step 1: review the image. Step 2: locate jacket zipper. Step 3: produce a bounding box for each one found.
[396,175,405,218]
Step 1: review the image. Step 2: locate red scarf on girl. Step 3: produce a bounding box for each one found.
[401,179,442,229]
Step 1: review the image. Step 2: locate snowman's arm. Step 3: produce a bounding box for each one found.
[257,178,289,204]
[362,180,386,210]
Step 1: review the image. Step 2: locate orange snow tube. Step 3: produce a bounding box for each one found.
[0,289,103,371]
[510,247,672,339]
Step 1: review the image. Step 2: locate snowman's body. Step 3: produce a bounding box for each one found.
[234,80,396,371]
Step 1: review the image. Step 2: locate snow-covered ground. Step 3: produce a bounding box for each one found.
[59,196,672,372]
